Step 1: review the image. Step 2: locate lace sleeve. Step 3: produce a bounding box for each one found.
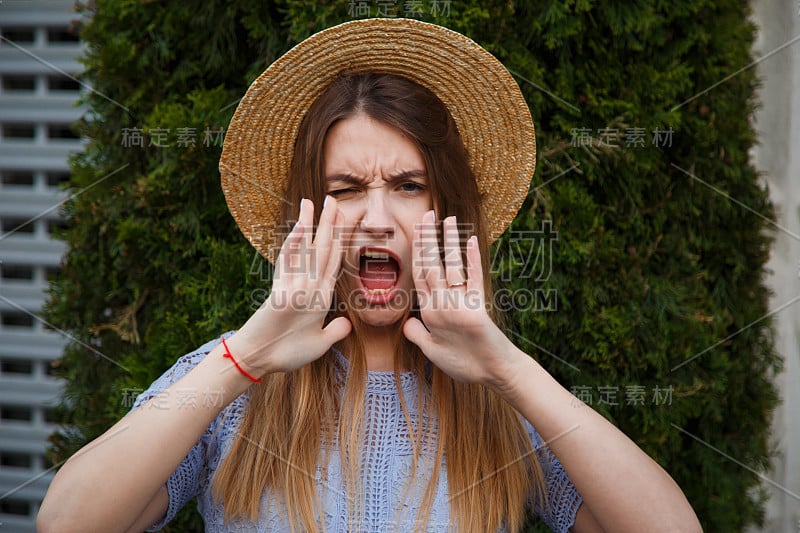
[524,419,583,533]
[126,333,232,531]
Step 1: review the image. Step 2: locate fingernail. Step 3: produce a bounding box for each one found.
[468,235,477,247]
[324,195,330,208]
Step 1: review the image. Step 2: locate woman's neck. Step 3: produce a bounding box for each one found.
[362,324,397,371]
[342,323,405,372]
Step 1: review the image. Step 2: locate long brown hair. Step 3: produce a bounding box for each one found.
[213,72,546,532]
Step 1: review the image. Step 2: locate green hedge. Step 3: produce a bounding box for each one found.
[46,1,780,530]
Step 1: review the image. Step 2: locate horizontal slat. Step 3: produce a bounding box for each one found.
[0,236,66,259]
[0,191,68,218]
[0,470,55,499]
[0,380,62,406]
[0,0,82,26]
[0,290,50,318]
[0,330,67,360]
[0,96,84,122]
[0,514,38,533]
[0,50,83,75]
[0,424,54,443]
[0,436,53,455]
[0,143,81,169]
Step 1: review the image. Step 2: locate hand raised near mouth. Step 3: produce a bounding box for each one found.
[226,197,352,377]
[403,211,519,388]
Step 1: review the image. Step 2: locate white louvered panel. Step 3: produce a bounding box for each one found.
[0,2,83,531]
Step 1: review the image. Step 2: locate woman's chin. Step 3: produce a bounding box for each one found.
[354,307,406,328]
[343,283,415,328]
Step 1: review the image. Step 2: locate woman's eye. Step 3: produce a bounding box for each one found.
[399,182,423,193]
[329,188,357,197]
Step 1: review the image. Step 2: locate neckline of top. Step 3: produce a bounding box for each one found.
[331,348,419,394]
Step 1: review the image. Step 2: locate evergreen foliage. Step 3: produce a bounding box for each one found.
[46,1,780,530]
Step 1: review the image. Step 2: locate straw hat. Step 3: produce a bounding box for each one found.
[220,18,535,263]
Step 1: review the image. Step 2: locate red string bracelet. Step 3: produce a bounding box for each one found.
[221,337,261,383]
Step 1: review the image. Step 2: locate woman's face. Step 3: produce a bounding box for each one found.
[324,113,432,327]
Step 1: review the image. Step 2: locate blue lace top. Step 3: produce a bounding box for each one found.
[131,334,582,532]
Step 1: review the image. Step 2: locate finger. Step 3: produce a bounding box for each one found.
[276,218,305,280]
[314,195,337,245]
[412,211,431,294]
[298,198,314,251]
[403,317,433,353]
[420,210,446,290]
[322,316,352,345]
[442,216,466,287]
[313,196,337,279]
[293,198,317,278]
[465,235,484,298]
[322,207,345,286]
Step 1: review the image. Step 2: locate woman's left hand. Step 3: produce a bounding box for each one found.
[404,215,703,533]
[403,211,521,388]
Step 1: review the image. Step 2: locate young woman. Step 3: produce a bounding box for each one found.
[38,19,701,533]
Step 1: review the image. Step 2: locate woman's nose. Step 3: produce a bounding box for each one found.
[358,191,394,235]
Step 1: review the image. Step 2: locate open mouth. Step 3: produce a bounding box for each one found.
[357,247,401,302]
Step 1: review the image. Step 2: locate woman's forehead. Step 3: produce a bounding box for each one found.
[323,115,426,176]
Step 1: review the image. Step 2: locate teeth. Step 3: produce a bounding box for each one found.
[365,288,390,294]
[363,250,390,260]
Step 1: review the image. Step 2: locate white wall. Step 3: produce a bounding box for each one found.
[751,0,800,531]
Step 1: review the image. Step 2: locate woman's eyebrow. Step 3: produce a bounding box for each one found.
[387,169,427,182]
[325,170,427,184]
[325,173,364,185]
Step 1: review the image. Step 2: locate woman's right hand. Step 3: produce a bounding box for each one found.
[38,197,348,533]
[228,197,351,377]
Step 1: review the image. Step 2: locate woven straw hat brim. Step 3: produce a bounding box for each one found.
[220,18,535,263]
